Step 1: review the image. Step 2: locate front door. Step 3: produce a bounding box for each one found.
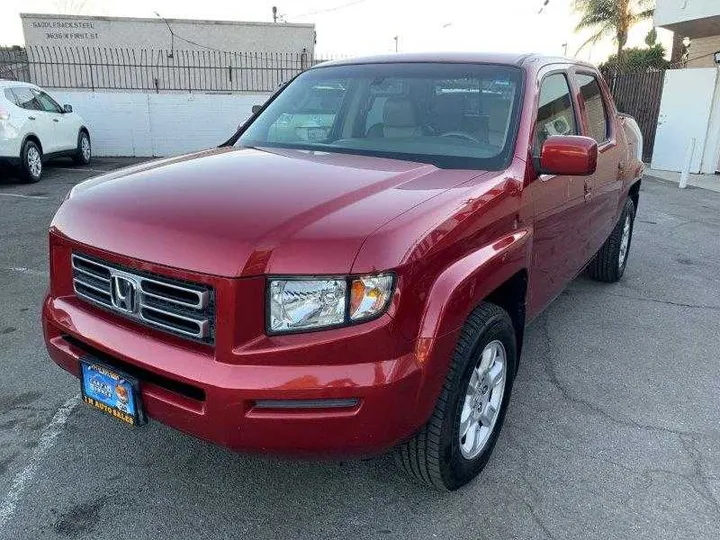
[32,88,76,152]
[527,69,589,316]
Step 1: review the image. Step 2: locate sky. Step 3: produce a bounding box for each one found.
[1,0,670,63]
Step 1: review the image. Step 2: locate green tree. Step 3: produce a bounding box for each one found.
[574,0,655,62]
[599,43,669,73]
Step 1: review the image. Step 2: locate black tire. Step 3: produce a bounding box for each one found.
[395,302,517,490]
[20,140,43,183]
[73,131,91,165]
[587,197,636,283]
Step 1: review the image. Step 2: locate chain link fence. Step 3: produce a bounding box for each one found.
[0,46,331,93]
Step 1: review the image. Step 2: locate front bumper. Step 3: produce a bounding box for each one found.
[43,294,427,457]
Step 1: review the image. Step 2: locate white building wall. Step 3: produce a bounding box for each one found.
[48,90,271,157]
[651,68,720,174]
[655,0,719,28]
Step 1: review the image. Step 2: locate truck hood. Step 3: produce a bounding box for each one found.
[53,147,487,277]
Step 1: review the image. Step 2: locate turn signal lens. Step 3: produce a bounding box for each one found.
[349,274,394,321]
[0,106,9,121]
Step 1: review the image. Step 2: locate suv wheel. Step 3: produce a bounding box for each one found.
[587,197,636,283]
[73,131,91,165]
[21,140,43,183]
[395,302,517,490]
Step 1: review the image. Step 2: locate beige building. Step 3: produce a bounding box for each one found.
[654,0,719,67]
[21,13,315,55]
[17,14,316,92]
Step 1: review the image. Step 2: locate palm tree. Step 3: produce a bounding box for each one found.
[574,0,655,62]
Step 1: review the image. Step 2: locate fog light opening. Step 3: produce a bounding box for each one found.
[254,398,360,410]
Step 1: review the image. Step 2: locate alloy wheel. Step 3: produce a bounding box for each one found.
[458,339,507,460]
[618,214,631,269]
[81,136,91,161]
[27,146,42,178]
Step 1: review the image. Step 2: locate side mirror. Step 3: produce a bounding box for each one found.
[251,105,262,114]
[539,135,597,176]
[63,104,73,113]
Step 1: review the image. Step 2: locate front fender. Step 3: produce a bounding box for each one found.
[418,228,531,342]
[408,228,531,426]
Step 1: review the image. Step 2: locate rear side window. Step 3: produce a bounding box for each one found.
[10,87,41,111]
[534,73,577,154]
[575,73,609,143]
[3,89,18,105]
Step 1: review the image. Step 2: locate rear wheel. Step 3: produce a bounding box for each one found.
[587,197,635,283]
[20,140,42,183]
[395,302,517,490]
[73,131,91,165]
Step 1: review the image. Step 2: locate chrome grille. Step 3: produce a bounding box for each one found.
[71,253,215,344]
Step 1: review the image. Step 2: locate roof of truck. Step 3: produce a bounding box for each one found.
[313,52,595,70]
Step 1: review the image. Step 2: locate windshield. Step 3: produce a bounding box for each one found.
[237,62,523,170]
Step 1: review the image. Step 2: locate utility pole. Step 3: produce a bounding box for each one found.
[562,42,568,56]
[394,35,399,53]
[154,11,174,58]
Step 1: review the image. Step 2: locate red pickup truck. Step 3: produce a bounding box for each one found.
[43,53,643,490]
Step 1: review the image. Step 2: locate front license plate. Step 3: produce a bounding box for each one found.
[80,360,144,426]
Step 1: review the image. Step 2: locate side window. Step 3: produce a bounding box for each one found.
[11,87,41,111]
[32,89,63,114]
[3,89,18,105]
[534,73,577,154]
[575,73,609,143]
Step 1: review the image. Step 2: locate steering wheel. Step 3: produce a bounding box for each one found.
[439,131,480,143]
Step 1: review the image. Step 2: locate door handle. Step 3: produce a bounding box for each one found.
[53,118,59,123]
[28,116,36,120]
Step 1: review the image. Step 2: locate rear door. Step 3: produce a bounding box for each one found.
[571,70,623,261]
[527,69,589,314]
[10,87,57,153]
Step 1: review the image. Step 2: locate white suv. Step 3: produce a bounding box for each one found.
[0,80,91,183]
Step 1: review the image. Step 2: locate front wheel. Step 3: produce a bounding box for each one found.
[395,302,517,490]
[73,131,91,165]
[587,197,636,283]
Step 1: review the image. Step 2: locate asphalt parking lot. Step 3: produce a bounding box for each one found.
[1,158,719,540]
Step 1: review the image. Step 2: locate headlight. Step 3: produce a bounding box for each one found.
[268,274,394,334]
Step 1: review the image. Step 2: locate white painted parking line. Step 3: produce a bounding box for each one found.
[0,394,81,529]
[2,267,49,277]
[0,193,49,200]
[55,168,112,174]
